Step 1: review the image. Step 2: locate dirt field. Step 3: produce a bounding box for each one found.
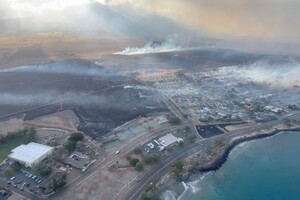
[0,118,24,136]
[8,192,29,200]
[224,122,256,132]
[60,166,139,200]
[27,110,80,132]
[0,33,142,69]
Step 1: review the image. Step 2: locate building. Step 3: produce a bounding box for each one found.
[158,133,183,148]
[8,142,53,167]
[63,151,91,171]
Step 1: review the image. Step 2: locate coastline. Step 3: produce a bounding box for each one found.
[198,127,300,173]
[159,126,300,199]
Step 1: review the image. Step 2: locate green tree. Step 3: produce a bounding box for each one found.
[168,116,181,125]
[64,140,77,152]
[68,132,84,142]
[52,178,66,191]
[129,158,140,167]
[39,167,52,177]
[132,147,142,155]
[173,161,184,172]
[135,162,144,171]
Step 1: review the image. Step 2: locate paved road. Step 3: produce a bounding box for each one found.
[50,124,185,200]
[123,111,300,200]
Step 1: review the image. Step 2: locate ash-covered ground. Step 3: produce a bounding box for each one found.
[0,47,297,138]
[0,59,167,138]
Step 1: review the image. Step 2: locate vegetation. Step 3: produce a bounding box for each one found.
[172,161,185,181]
[64,140,77,152]
[168,115,181,125]
[132,147,142,155]
[0,127,37,162]
[32,163,52,177]
[135,162,144,171]
[129,158,140,167]
[40,167,52,177]
[141,184,159,200]
[68,132,84,142]
[143,154,160,165]
[288,104,299,110]
[52,178,66,191]
[64,132,84,152]
[2,168,15,177]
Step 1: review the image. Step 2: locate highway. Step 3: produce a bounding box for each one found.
[123,111,300,200]
[7,111,299,200]
[50,124,187,200]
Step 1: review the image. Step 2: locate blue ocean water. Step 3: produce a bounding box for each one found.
[180,131,300,200]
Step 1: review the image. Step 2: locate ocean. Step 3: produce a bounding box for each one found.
[164,131,300,200]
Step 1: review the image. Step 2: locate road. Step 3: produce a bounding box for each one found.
[49,124,186,200]
[123,111,300,200]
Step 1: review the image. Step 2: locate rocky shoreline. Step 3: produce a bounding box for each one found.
[159,126,300,199]
[198,127,300,173]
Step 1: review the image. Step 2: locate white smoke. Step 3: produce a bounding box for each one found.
[1,60,120,77]
[0,91,112,106]
[216,59,300,89]
[114,34,195,55]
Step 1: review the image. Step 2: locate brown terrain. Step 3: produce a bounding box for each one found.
[26,110,80,132]
[0,33,142,69]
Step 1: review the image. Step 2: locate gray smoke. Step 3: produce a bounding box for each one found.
[1,59,122,77]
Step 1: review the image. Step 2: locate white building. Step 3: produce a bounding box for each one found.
[8,142,53,167]
[158,133,183,148]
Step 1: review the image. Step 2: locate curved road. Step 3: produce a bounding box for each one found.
[123,112,300,200]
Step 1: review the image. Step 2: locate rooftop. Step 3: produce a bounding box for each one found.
[158,133,181,147]
[9,142,53,164]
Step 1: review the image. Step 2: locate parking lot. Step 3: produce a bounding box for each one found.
[0,188,11,200]
[142,133,183,154]
[7,170,44,195]
[142,137,163,154]
[196,125,225,138]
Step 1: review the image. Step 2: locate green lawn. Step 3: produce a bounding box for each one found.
[0,136,28,162]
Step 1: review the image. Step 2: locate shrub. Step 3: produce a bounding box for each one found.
[135,162,144,171]
[132,147,142,155]
[40,167,52,177]
[68,132,84,142]
[143,155,160,165]
[64,140,77,152]
[129,158,140,167]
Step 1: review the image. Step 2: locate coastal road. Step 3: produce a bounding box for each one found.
[123,111,300,200]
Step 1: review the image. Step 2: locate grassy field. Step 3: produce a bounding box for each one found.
[0,136,28,162]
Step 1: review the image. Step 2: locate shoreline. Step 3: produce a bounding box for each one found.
[198,127,300,173]
[159,126,300,199]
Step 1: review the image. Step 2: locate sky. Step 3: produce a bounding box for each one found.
[1,0,299,45]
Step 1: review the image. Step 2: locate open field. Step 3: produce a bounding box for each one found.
[0,118,24,136]
[0,33,142,69]
[60,167,138,200]
[27,110,79,132]
[0,136,28,162]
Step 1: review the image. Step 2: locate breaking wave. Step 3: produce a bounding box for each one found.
[161,190,178,200]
